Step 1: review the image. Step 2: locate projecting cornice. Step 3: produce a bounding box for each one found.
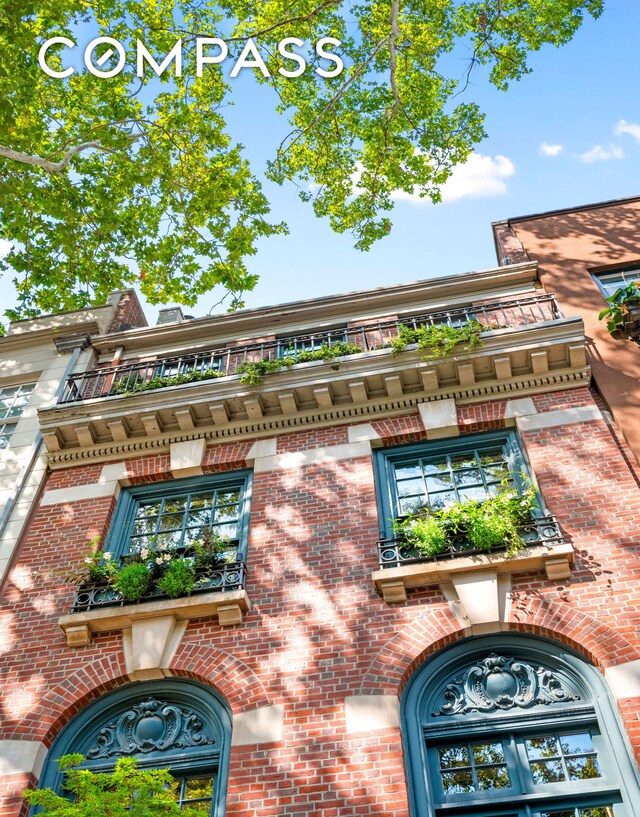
[38,317,588,467]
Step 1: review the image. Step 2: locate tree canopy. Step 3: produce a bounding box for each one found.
[0,0,603,323]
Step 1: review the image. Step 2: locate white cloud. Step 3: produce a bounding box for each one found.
[578,144,624,163]
[392,152,515,206]
[615,119,640,142]
[540,142,563,157]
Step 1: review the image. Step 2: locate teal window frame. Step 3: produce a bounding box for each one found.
[402,635,640,817]
[36,679,232,817]
[374,430,533,539]
[104,470,252,562]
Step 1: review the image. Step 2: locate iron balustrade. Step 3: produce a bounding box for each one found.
[377,515,566,569]
[71,560,247,613]
[59,294,563,404]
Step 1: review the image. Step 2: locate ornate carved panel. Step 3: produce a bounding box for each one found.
[435,653,580,716]
[87,697,217,758]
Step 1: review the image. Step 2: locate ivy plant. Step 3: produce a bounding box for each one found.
[388,321,484,360]
[598,282,640,335]
[111,367,223,397]
[394,485,537,559]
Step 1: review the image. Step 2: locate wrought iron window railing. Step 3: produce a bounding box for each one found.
[59,294,563,404]
[71,559,247,613]
[377,515,565,569]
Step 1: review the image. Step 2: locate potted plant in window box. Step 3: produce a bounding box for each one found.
[598,282,640,337]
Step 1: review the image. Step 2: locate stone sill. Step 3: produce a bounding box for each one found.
[372,542,574,603]
[59,588,251,647]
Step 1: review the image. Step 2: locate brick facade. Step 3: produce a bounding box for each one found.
[2,379,640,815]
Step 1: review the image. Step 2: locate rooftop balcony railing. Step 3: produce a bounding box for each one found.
[377,514,566,569]
[59,294,563,404]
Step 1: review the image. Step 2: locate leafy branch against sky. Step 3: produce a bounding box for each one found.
[0,0,603,322]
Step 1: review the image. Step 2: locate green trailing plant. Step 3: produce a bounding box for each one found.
[598,282,640,335]
[112,561,152,601]
[23,754,209,817]
[156,558,196,599]
[111,367,223,397]
[236,341,362,384]
[191,530,233,573]
[388,321,484,360]
[70,529,235,604]
[394,485,537,559]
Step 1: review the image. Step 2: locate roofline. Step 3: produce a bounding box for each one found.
[492,193,640,227]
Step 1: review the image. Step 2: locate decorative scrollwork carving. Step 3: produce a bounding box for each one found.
[436,654,579,716]
[87,697,216,758]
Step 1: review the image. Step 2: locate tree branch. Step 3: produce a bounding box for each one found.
[0,134,144,175]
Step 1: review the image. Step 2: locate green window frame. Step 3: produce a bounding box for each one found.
[374,430,532,539]
[37,679,231,817]
[402,636,640,817]
[105,471,252,563]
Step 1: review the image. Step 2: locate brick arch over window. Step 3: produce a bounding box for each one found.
[7,646,269,745]
[37,678,231,817]
[358,601,640,696]
[402,634,640,817]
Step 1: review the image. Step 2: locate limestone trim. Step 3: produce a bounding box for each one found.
[604,659,640,700]
[43,370,590,468]
[372,541,574,604]
[0,740,48,777]
[344,695,400,734]
[516,405,602,431]
[231,704,284,746]
[58,588,251,647]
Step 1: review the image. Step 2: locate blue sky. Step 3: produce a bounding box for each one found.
[2,0,639,323]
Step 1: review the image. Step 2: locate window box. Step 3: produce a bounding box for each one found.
[59,584,251,647]
[372,529,574,603]
[373,432,573,603]
[61,472,253,645]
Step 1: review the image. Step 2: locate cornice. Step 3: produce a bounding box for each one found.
[38,316,589,468]
[90,262,540,355]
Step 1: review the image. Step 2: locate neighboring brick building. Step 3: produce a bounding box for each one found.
[1,255,640,817]
[493,195,640,466]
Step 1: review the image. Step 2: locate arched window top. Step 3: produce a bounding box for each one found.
[402,635,640,817]
[39,679,231,814]
[420,646,592,728]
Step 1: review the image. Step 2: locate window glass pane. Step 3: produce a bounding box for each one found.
[526,732,601,785]
[473,743,505,765]
[441,769,474,794]
[0,383,34,421]
[439,746,470,768]
[477,765,510,790]
[597,268,640,297]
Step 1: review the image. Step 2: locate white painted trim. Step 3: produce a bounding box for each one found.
[0,740,48,777]
[344,695,400,733]
[516,405,601,432]
[231,705,284,746]
[605,659,640,700]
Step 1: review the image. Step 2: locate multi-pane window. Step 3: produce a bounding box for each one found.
[403,639,637,817]
[174,774,216,810]
[594,267,640,298]
[376,431,529,536]
[276,326,348,356]
[0,383,35,449]
[107,472,251,562]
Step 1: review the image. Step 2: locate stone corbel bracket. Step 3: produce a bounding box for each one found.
[59,589,251,678]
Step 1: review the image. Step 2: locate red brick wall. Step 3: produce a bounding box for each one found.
[2,387,640,814]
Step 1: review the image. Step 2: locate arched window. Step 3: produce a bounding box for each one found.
[402,636,640,817]
[38,679,231,816]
